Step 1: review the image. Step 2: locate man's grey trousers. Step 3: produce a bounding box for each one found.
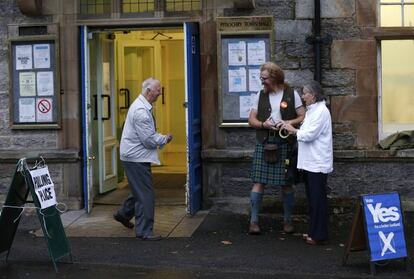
[117,161,155,237]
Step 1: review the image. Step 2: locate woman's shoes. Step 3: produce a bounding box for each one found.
[305,237,318,245]
[304,236,326,245]
[283,223,294,234]
[248,222,261,235]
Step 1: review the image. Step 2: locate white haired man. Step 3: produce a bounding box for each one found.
[114,78,173,241]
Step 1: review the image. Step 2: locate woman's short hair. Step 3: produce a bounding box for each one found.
[303,80,326,102]
[260,62,284,85]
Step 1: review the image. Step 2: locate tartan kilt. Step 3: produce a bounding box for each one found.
[250,141,290,186]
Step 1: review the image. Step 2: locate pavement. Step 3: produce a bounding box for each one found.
[32,205,207,238]
[0,211,413,278]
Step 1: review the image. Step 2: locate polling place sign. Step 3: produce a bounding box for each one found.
[29,166,56,209]
[362,193,407,262]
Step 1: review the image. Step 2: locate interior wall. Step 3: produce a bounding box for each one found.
[161,40,186,156]
[114,30,186,171]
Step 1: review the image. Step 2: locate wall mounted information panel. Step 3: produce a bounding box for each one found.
[9,33,60,129]
[217,16,273,127]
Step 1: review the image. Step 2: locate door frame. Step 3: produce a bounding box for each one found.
[96,34,118,194]
[81,24,202,214]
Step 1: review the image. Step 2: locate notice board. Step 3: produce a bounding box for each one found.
[217,16,273,127]
[9,36,60,129]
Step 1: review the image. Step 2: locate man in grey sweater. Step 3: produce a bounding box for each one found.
[114,78,173,241]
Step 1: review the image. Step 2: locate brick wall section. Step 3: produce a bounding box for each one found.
[0,1,81,207]
[203,0,414,213]
[330,39,377,147]
[0,3,56,150]
[217,0,374,150]
[356,0,377,27]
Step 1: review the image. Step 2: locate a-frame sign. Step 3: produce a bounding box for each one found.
[343,193,408,275]
[0,157,71,272]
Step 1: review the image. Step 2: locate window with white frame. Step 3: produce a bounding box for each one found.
[380,0,414,27]
[379,1,414,138]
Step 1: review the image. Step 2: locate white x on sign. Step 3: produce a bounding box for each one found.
[378,231,396,256]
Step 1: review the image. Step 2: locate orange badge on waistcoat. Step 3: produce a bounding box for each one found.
[280,101,288,109]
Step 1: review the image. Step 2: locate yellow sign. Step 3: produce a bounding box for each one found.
[217,16,273,32]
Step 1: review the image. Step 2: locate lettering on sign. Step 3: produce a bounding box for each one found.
[362,193,407,262]
[366,203,400,223]
[30,166,57,209]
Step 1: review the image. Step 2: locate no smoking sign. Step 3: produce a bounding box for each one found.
[36,98,53,122]
[38,99,51,113]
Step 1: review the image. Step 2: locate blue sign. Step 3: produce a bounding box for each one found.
[362,192,407,262]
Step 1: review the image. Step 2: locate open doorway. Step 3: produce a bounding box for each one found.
[113,28,187,209]
[81,23,201,220]
[83,27,190,215]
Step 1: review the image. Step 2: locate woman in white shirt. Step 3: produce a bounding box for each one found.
[283,80,333,245]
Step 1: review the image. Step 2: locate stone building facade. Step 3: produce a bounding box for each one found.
[0,0,413,213]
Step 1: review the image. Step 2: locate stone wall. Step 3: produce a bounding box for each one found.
[203,150,414,214]
[202,0,414,213]
[0,1,82,208]
[214,0,377,150]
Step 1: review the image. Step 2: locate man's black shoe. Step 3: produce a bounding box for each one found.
[113,213,134,229]
[137,235,162,241]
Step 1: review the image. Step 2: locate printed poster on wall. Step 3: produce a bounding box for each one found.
[248,41,266,65]
[29,166,57,209]
[33,44,51,69]
[36,98,53,122]
[239,93,255,119]
[16,45,33,70]
[19,72,36,96]
[37,71,54,96]
[248,68,262,92]
[228,41,246,66]
[19,98,36,122]
[228,67,247,92]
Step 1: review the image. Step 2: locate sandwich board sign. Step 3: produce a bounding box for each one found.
[30,166,57,209]
[343,192,408,275]
[0,158,71,272]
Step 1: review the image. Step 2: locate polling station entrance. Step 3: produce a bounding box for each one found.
[80,23,202,217]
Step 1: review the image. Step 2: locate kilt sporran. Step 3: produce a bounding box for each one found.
[263,143,279,164]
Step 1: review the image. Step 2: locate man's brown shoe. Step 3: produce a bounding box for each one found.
[248,223,261,235]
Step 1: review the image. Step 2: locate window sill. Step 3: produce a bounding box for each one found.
[0,149,80,163]
[374,27,414,40]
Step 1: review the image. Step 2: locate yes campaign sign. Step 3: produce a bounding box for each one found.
[362,193,407,262]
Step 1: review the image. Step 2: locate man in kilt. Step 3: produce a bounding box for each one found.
[248,62,305,235]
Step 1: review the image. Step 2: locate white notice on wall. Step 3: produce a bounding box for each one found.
[228,41,246,66]
[33,44,51,69]
[37,71,54,96]
[16,45,33,70]
[19,98,36,122]
[248,68,262,92]
[228,68,247,92]
[19,72,36,96]
[30,166,56,209]
[240,93,255,119]
[36,98,53,122]
[248,41,266,65]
